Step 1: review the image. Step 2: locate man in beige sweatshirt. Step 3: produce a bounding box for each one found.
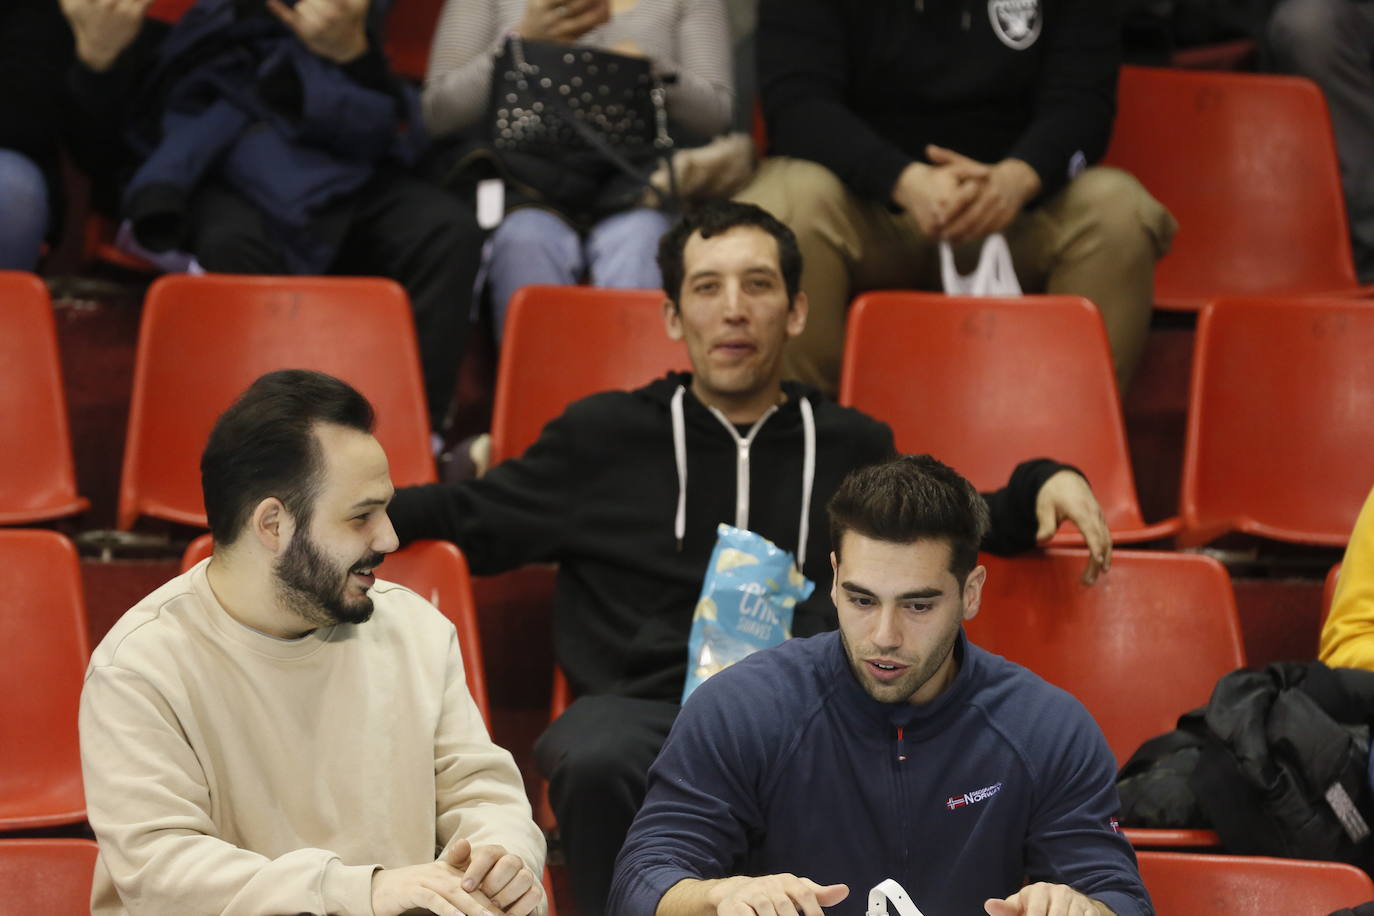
[79,369,546,916]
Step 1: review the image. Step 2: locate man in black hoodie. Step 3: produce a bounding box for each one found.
[387,200,1111,916]
[736,0,1178,399]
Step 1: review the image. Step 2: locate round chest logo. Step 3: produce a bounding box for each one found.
[988,0,1041,50]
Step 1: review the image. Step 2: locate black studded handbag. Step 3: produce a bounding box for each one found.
[483,34,677,220]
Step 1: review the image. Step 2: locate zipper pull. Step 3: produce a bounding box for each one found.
[915,0,924,11]
[961,9,971,30]
[896,726,908,762]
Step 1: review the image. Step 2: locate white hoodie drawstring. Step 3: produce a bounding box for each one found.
[672,386,688,551]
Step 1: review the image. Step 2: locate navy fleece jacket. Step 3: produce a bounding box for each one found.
[609,630,1152,916]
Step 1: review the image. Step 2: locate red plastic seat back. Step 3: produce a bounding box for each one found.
[1180,298,1374,547]
[0,838,100,916]
[970,549,1244,764]
[1103,66,1357,306]
[491,286,689,464]
[840,292,1158,538]
[146,0,196,21]
[0,273,89,524]
[181,535,488,721]
[120,275,436,531]
[385,0,448,81]
[1138,851,1374,916]
[0,531,89,829]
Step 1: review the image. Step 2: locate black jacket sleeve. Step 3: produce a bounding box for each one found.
[387,406,585,576]
[755,0,913,204]
[1007,0,1121,199]
[980,458,1077,555]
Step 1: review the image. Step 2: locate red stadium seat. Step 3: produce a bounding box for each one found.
[0,273,89,524]
[1103,66,1370,310]
[1137,851,1374,916]
[973,548,1244,849]
[146,0,196,21]
[972,549,1243,766]
[0,531,90,830]
[119,274,435,531]
[181,535,489,723]
[0,838,100,916]
[385,0,448,81]
[839,292,1178,544]
[490,285,688,465]
[1179,298,1374,547]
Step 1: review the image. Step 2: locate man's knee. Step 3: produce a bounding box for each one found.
[1051,167,1175,259]
[0,150,48,211]
[491,208,579,264]
[736,157,856,237]
[1269,0,1346,71]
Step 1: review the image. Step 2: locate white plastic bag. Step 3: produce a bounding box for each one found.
[939,233,1022,296]
[867,879,926,916]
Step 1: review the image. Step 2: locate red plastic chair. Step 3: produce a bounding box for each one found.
[1102,66,1370,311]
[0,273,89,524]
[490,285,689,464]
[0,531,90,830]
[1137,851,1374,916]
[839,292,1178,544]
[385,0,448,81]
[146,0,196,20]
[1179,298,1374,547]
[972,548,1244,849]
[181,535,489,723]
[0,838,100,916]
[119,274,436,531]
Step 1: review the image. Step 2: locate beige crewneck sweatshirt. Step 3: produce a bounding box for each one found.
[79,560,544,915]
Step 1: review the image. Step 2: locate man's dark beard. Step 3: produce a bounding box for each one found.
[275,530,384,628]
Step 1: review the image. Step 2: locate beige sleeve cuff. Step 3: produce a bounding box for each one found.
[321,859,381,916]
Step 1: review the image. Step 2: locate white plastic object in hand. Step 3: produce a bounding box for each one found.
[939,233,1023,296]
[866,878,926,916]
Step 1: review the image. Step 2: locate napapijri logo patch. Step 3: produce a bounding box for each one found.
[946,781,1004,811]
[988,0,1041,50]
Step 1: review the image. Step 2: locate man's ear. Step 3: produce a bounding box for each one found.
[786,291,809,338]
[663,298,684,341]
[961,565,987,622]
[250,497,290,553]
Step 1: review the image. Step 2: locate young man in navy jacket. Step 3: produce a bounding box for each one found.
[388,200,1115,916]
[609,454,1150,916]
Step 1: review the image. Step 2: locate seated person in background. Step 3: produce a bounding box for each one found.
[609,455,1150,916]
[1320,481,1374,668]
[1268,0,1374,282]
[0,0,73,270]
[421,0,733,343]
[387,199,1113,916]
[58,0,481,434]
[736,0,1178,397]
[80,370,545,916]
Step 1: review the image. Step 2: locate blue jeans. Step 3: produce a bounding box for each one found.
[485,207,671,342]
[0,149,49,271]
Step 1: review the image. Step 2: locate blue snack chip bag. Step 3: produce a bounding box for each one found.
[682,524,815,702]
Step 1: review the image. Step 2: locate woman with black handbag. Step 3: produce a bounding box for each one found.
[422,0,733,344]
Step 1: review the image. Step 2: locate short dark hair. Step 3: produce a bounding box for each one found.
[827,455,990,584]
[201,370,375,546]
[657,200,802,309]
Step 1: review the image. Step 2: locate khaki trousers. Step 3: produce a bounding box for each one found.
[735,157,1178,396]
